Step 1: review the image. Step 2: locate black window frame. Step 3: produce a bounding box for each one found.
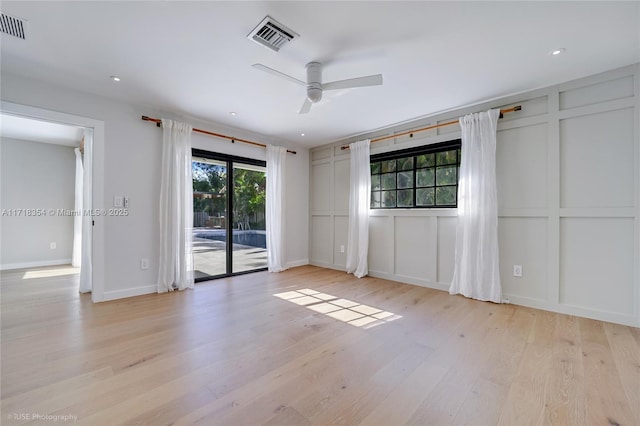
[370,139,462,209]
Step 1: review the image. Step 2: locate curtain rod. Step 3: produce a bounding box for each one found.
[141,116,297,155]
[340,105,522,150]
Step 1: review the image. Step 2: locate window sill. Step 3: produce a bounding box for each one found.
[369,208,457,217]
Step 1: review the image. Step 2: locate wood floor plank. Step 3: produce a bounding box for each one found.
[357,355,448,426]
[218,334,423,426]
[449,308,532,425]
[308,339,433,426]
[542,314,586,425]
[478,308,532,387]
[1,264,638,426]
[170,327,369,425]
[603,322,640,424]
[450,378,508,426]
[405,301,515,425]
[262,406,310,426]
[579,318,636,426]
[497,342,550,426]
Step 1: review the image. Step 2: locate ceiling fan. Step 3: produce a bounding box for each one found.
[252,62,383,114]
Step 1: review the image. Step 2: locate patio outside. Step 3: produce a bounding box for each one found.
[193,228,267,278]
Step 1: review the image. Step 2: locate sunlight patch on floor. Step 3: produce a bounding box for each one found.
[274,288,401,329]
[22,267,80,280]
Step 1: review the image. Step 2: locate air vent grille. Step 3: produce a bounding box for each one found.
[247,16,297,52]
[0,12,27,40]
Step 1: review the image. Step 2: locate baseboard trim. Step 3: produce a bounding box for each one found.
[286,259,309,269]
[102,285,156,302]
[0,259,72,271]
[504,294,639,328]
[309,261,346,272]
[368,270,450,292]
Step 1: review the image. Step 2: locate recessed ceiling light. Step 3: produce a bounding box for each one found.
[110,75,121,82]
[300,133,305,136]
[230,112,237,116]
[550,48,566,56]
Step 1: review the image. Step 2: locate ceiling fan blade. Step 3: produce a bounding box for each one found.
[322,74,383,91]
[299,98,312,114]
[252,64,306,87]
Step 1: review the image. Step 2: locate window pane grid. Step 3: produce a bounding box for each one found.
[370,141,460,209]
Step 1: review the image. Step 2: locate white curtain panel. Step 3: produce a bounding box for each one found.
[71,147,83,268]
[158,119,194,292]
[450,108,502,303]
[346,139,371,278]
[79,129,93,293]
[266,145,287,272]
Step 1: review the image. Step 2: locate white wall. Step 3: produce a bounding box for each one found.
[310,64,639,327]
[0,137,75,269]
[0,72,309,301]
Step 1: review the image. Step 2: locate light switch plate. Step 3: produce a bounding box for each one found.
[114,196,123,207]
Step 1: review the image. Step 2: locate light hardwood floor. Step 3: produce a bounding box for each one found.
[1,265,639,426]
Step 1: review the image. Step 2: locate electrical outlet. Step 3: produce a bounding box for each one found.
[513,265,522,277]
[340,245,345,253]
[123,197,129,208]
[140,258,149,270]
[50,242,56,249]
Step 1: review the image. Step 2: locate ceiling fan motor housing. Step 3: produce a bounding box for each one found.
[252,61,382,113]
[306,62,323,103]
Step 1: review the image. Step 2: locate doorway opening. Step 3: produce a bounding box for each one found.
[192,149,267,281]
[0,101,104,301]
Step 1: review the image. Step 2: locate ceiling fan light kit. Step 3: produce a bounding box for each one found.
[305,62,323,103]
[252,61,383,114]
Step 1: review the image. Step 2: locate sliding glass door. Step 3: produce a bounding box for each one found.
[232,163,267,274]
[192,150,267,281]
[192,157,227,278]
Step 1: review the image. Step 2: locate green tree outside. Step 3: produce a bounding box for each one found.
[192,161,266,230]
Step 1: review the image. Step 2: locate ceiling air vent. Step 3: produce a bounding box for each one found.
[0,12,27,40]
[247,16,298,52]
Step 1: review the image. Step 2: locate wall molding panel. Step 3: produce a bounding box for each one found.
[310,64,639,327]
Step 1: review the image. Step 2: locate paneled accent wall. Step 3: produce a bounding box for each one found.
[310,64,639,327]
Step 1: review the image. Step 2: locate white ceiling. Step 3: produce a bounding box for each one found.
[0,1,638,148]
[0,113,83,147]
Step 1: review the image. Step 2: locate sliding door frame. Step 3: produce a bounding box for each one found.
[192,148,267,282]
